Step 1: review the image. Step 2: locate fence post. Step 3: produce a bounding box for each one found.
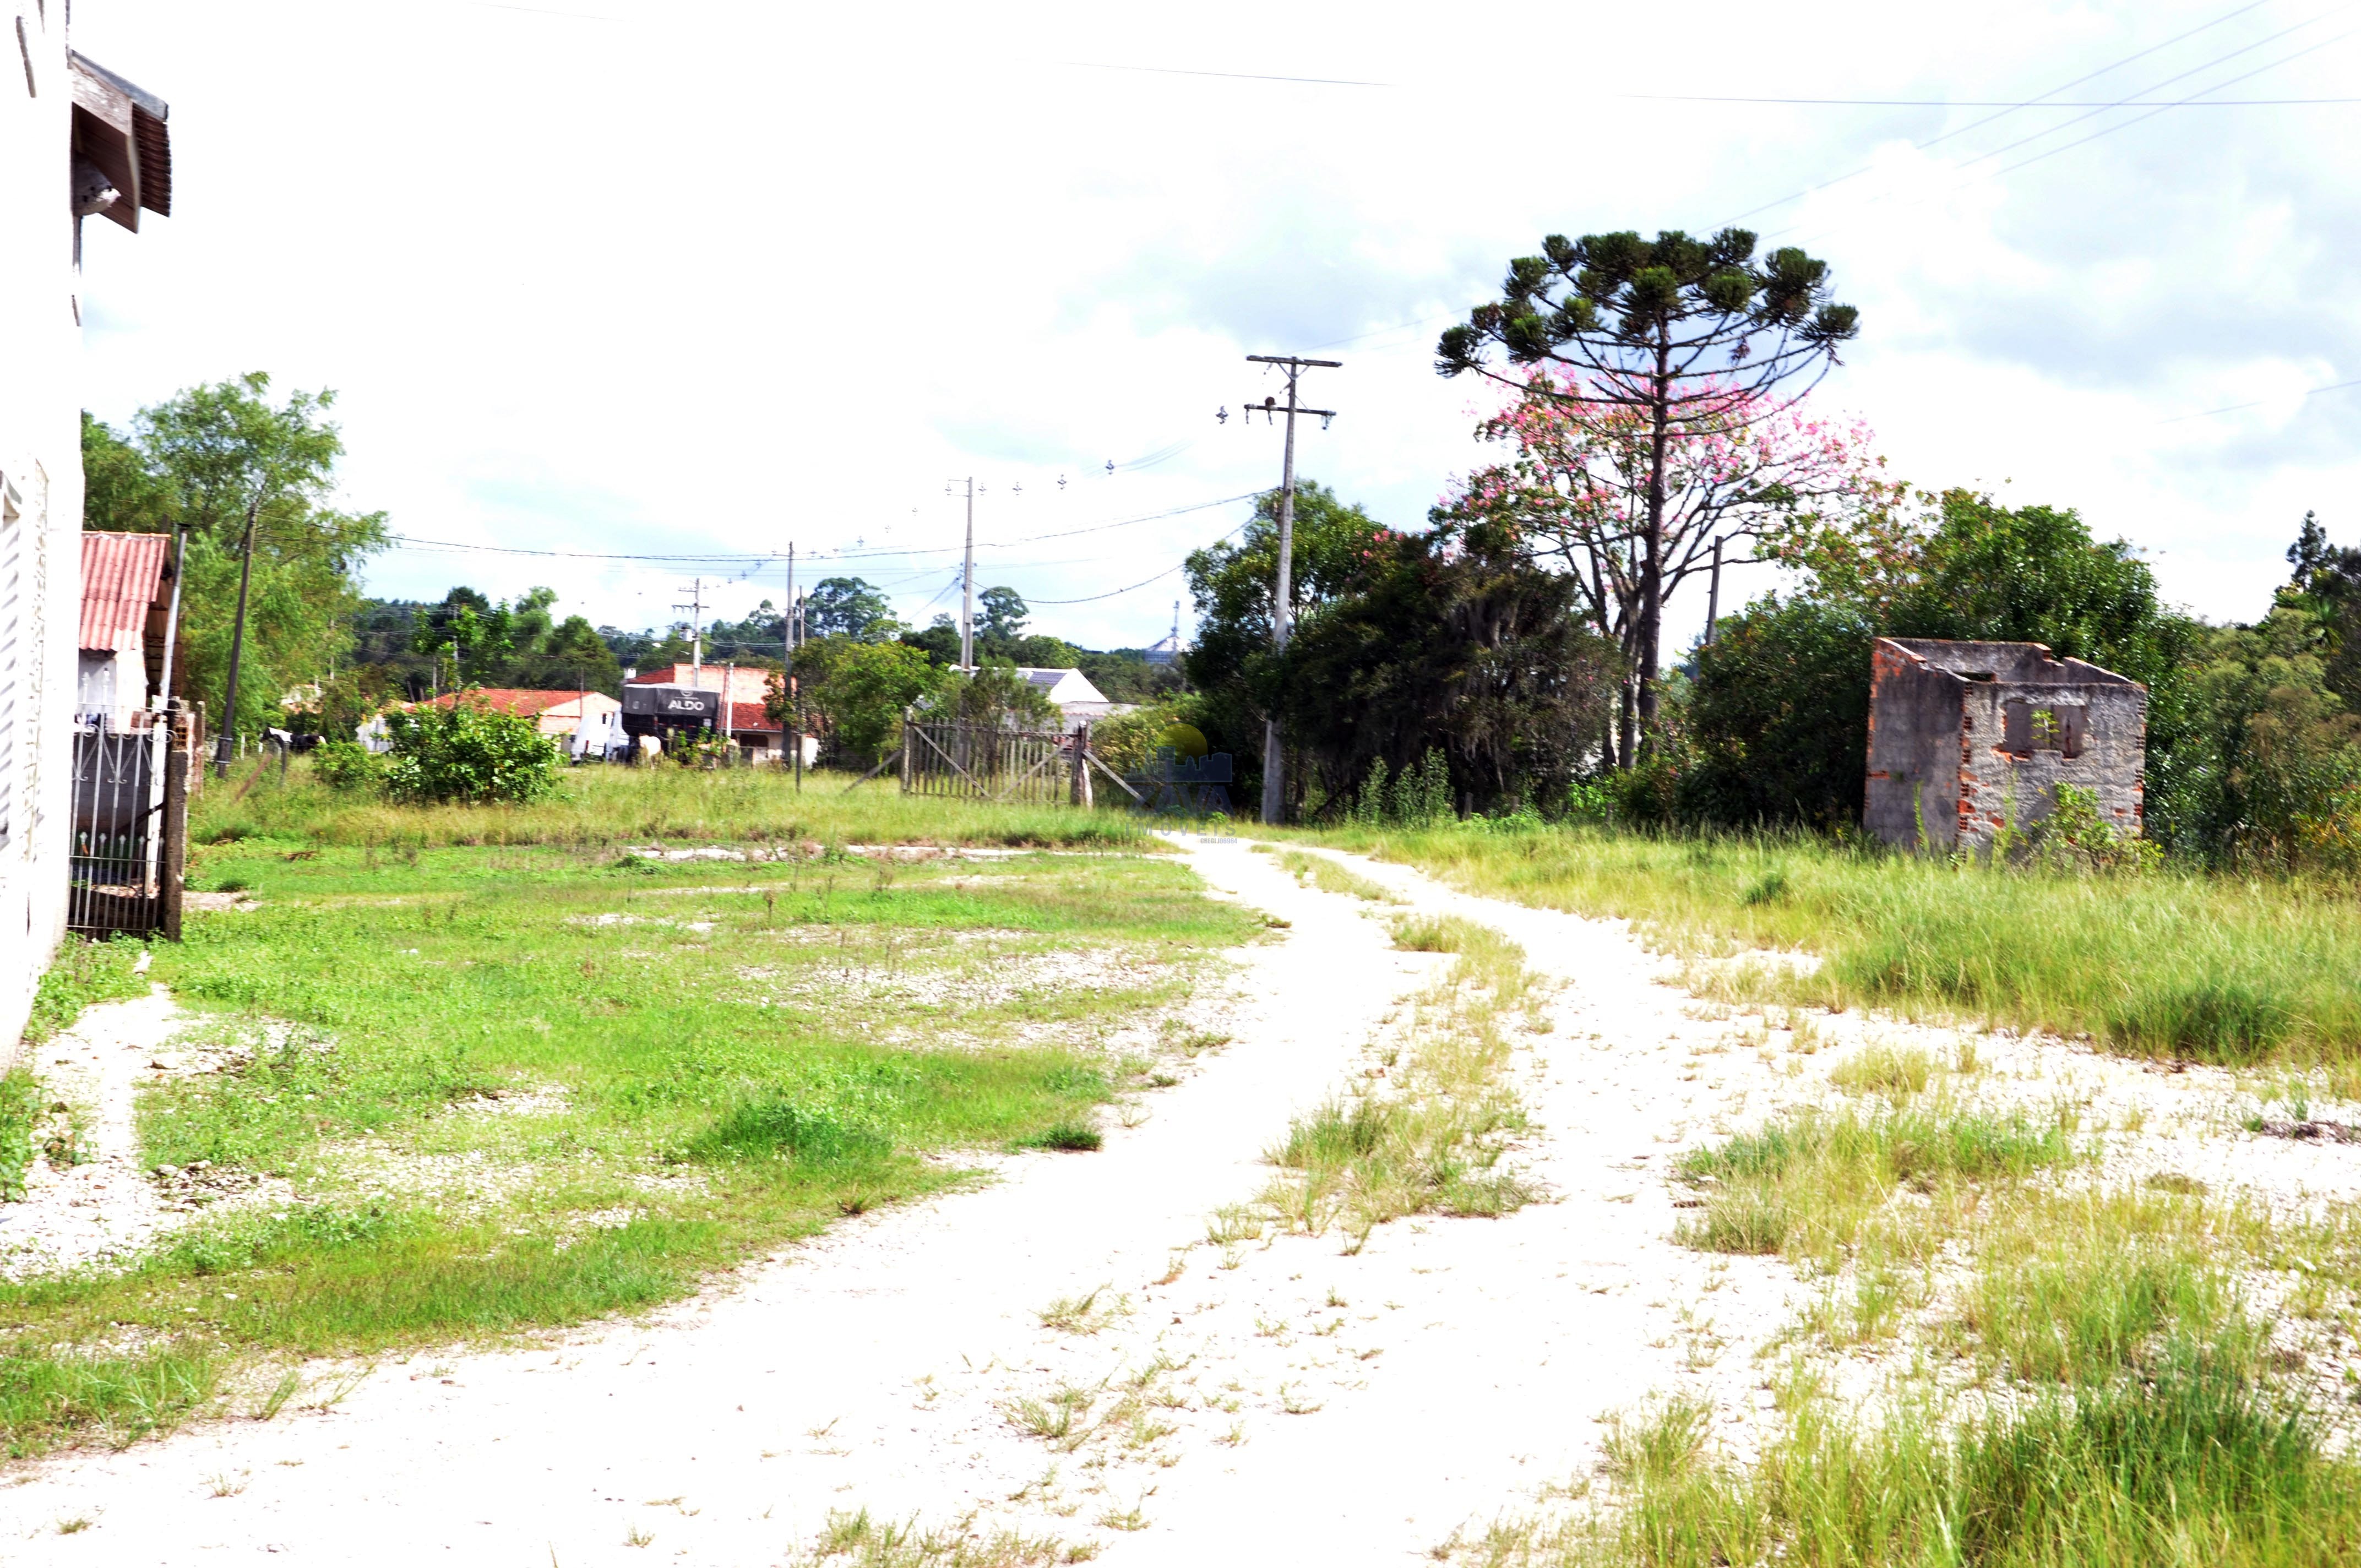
[1070,722,1092,808]
[161,706,190,942]
[900,710,915,793]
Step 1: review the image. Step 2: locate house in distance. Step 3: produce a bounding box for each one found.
[1863,638,2148,854]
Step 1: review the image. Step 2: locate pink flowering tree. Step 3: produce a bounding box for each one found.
[1440,367,1900,766]
[1436,227,1861,756]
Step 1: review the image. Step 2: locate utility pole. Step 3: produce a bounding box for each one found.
[1241,354,1340,826]
[947,477,977,672]
[1705,535,1723,646]
[674,578,706,689]
[211,495,262,777]
[785,543,802,792]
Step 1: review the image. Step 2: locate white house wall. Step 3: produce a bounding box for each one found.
[0,1,93,1055]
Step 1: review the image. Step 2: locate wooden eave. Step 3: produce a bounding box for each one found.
[68,52,171,232]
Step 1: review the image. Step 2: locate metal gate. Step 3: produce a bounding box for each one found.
[67,707,190,940]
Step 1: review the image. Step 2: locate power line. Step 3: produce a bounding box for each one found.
[1633,92,2357,107]
[381,491,1262,568]
[1066,60,1389,88]
[1724,0,2284,225]
[2159,374,2361,424]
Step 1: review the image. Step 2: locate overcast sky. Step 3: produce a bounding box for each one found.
[66,0,2361,656]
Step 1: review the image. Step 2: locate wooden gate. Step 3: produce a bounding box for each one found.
[899,720,1079,805]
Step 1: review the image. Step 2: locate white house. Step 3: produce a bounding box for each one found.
[1015,667,1128,725]
[1,11,173,1049]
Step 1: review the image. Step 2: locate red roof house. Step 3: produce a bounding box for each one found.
[78,531,175,726]
[429,688,622,737]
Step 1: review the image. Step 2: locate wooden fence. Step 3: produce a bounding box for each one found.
[895,719,1140,807]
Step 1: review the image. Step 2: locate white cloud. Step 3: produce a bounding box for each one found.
[64,0,2361,654]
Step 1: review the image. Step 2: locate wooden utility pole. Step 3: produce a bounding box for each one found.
[211,496,261,777]
[1241,354,1339,826]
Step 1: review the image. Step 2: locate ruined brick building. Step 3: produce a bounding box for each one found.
[1863,638,2148,854]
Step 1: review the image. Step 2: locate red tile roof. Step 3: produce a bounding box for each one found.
[728,701,780,733]
[429,689,595,716]
[79,532,172,653]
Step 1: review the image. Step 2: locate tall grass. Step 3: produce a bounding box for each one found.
[1299,823,2361,1064]
[191,757,1152,852]
[1537,1359,2361,1567]
[1675,1100,2082,1267]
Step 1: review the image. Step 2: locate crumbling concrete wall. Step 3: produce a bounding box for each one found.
[1865,638,2147,854]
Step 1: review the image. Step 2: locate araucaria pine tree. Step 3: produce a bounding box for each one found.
[1436,228,1859,757]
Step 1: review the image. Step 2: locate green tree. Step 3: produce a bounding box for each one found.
[410,587,519,685]
[2179,609,2361,868]
[804,578,899,643]
[1680,596,1881,830]
[933,662,1058,731]
[2285,510,2361,707]
[1437,227,1859,747]
[799,640,942,763]
[79,412,172,533]
[900,617,963,668]
[1184,482,1391,801]
[977,586,1029,644]
[81,374,389,741]
[1279,518,1617,814]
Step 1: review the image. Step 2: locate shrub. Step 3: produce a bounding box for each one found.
[309,739,382,793]
[380,697,564,805]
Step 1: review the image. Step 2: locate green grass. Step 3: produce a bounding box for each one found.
[22,934,151,1044]
[1272,821,2361,1065]
[192,756,1153,853]
[0,778,1254,1457]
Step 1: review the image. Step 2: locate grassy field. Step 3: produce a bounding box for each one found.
[189,758,1154,854]
[1,766,1247,1455]
[1272,822,2361,1068]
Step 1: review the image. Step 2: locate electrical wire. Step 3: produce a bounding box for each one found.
[2160,374,2361,423]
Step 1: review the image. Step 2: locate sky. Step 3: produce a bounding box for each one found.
[63,0,2361,659]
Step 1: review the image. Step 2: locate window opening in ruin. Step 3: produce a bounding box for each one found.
[2031,709,2063,750]
[1962,671,1995,682]
[2003,698,2031,754]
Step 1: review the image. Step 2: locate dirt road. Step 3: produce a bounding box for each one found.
[0,837,2206,1565]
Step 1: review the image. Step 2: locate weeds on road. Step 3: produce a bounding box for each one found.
[1674,1099,2083,1267]
[793,1506,1095,1566]
[0,785,1253,1458]
[1276,851,1402,904]
[1282,822,2361,1067]
[1259,914,1539,1250]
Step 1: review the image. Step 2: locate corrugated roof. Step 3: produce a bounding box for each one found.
[79,531,171,652]
[429,689,601,716]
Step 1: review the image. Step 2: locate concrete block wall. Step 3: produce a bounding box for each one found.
[1865,638,2147,855]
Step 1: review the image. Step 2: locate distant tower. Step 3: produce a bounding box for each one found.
[1145,600,1185,667]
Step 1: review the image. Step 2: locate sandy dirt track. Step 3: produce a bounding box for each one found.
[0,839,2316,1565]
